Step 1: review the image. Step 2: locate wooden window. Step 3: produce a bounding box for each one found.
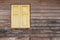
[11,5,30,28]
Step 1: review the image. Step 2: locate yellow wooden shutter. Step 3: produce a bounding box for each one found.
[11,5,30,28]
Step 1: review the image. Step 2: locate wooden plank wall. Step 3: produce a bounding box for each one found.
[0,0,60,40]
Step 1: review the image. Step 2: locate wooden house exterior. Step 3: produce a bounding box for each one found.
[0,0,60,40]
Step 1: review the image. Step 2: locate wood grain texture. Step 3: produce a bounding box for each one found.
[0,0,60,40]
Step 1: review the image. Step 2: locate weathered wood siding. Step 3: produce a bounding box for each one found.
[0,0,60,40]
